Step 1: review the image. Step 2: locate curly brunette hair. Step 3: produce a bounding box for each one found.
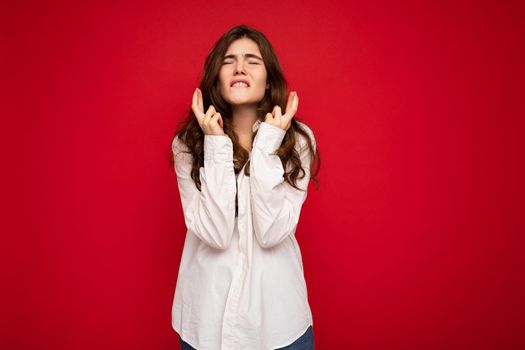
[169,24,320,192]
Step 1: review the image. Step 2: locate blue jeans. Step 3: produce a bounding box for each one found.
[178,325,314,350]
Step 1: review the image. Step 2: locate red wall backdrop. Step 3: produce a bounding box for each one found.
[2,1,524,349]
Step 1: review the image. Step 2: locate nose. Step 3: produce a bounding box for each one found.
[235,59,246,75]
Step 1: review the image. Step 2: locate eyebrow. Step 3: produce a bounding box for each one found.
[223,53,263,61]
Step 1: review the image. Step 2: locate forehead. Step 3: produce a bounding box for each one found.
[225,37,261,55]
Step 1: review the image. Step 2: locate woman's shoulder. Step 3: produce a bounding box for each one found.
[171,132,192,157]
[294,119,316,152]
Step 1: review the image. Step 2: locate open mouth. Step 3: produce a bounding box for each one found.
[231,82,250,88]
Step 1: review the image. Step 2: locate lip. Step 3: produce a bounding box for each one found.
[230,79,250,87]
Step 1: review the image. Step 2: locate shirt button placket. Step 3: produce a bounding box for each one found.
[221,175,249,350]
[221,253,245,350]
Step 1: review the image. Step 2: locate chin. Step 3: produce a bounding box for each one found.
[227,96,258,106]
[227,94,265,105]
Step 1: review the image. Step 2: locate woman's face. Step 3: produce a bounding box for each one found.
[218,37,268,106]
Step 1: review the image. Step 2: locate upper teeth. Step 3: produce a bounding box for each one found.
[232,82,248,87]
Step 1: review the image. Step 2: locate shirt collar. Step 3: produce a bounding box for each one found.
[252,119,262,132]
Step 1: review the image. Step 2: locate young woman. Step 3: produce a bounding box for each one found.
[170,24,320,350]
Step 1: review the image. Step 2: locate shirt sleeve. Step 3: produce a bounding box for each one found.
[172,134,237,250]
[249,121,316,248]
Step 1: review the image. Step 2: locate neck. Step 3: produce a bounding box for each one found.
[231,104,258,135]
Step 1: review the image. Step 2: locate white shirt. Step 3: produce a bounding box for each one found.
[171,119,316,350]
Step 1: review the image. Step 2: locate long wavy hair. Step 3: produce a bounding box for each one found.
[169,24,320,192]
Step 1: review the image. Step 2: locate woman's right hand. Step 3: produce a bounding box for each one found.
[192,88,225,136]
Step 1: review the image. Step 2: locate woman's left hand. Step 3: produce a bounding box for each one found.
[264,91,298,131]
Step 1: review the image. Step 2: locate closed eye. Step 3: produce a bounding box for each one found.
[222,61,260,65]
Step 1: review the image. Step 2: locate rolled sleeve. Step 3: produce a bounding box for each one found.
[253,122,286,154]
[204,135,234,162]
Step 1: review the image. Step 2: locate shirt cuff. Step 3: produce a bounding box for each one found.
[204,135,233,162]
[254,122,286,153]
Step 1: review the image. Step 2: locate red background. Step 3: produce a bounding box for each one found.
[2,1,524,349]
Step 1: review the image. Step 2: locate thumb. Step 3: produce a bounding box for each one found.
[217,114,223,129]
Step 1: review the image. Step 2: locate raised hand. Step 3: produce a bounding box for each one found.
[192,87,225,136]
[264,91,298,131]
